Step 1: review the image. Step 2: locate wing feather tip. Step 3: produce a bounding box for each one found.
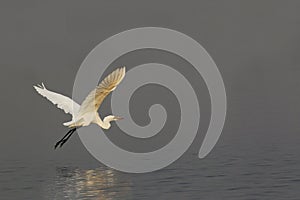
[33,83,46,90]
[33,85,42,92]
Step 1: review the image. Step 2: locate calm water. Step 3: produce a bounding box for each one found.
[1,134,300,200]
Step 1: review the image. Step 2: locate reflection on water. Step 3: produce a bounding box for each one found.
[1,141,300,200]
[45,167,132,200]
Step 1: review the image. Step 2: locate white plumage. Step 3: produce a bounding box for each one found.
[34,82,80,116]
[34,67,125,129]
[34,67,126,148]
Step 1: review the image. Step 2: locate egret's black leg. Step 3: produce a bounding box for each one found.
[54,128,75,149]
[59,128,77,148]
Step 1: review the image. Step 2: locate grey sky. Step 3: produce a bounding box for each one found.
[1,0,300,166]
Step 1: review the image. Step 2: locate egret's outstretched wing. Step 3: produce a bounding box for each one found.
[33,83,80,115]
[78,67,126,114]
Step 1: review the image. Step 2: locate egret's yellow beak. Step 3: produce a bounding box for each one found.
[113,116,123,121]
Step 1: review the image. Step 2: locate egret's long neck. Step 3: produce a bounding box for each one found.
[95,114,111,129]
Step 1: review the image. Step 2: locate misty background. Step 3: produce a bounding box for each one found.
[0,1,300,199]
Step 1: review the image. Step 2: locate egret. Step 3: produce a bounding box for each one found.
[34,67,126,149]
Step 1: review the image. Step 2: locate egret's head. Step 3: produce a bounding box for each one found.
[103,115,123,123]
[102,115,123,129]
[103,115,123,122]
[112,116,123,121]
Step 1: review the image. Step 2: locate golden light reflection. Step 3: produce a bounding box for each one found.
[48,167,132,200]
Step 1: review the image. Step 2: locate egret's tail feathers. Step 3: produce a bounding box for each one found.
[63,118,84,128]
[63,121,74,127]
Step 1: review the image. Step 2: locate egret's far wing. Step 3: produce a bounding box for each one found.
[33,83,80,115]
[78,67,126,114]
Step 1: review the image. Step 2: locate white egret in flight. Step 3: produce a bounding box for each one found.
[34,67,126,149]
